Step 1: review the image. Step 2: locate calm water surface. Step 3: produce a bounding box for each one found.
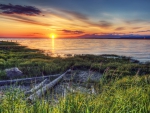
[1,38,150,62]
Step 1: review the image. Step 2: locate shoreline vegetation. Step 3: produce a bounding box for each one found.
[0,41,150,113]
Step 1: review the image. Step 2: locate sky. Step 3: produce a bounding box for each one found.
[0,0,150,38]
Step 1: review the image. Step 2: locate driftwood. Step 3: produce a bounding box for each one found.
[27,69,71,101]
[25,79,48,95]
[0,74,60,86]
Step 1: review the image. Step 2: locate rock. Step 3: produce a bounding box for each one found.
[5,67,23,79]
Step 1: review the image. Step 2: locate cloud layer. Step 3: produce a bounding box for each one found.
[99,21,113,28]
[60,29,84,34]
[0,3,41,16]
[61,9,88,20]
[115,27,125,31]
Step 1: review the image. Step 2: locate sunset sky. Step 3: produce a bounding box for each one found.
[0,0,150,38]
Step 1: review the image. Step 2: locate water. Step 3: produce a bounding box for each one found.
[1,38,150,62]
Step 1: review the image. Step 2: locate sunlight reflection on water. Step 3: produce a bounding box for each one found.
[1,38,150,62]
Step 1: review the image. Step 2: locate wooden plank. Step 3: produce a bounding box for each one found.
[27,69,71,101]
[25,79,48,95]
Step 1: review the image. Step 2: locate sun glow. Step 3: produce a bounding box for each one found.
[50,34,56,38]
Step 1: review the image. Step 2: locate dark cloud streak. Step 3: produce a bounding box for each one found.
[60,29,84,34]
[0,15,50,26]
[0,3,50,26]
[0,3,41,16]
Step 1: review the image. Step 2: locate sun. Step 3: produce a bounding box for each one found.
[51,34,55,38]
[50,34,56,38]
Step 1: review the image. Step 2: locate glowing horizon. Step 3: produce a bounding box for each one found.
[0,1,150,38]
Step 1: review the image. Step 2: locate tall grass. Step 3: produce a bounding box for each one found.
[0,75,149,113]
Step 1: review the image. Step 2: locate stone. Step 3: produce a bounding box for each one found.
[5,67,23,79]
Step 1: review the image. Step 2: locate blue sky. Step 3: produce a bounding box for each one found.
[0,0,150,38]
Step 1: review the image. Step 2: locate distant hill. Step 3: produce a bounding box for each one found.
[77,34,150,39]
[119,36,150,39]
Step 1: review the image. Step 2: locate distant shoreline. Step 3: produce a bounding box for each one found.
[0,37,150,40]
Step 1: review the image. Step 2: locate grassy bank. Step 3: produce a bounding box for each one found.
[0,41,150,79]
[0,41,150,113]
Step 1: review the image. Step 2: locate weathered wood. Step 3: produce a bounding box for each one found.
[27,69,71,101]
[25,79,48,95]
[0,74,60,86]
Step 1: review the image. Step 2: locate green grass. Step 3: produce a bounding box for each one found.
[1,41,150,79]
[0,41,150,113]
[0,75,149,113]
